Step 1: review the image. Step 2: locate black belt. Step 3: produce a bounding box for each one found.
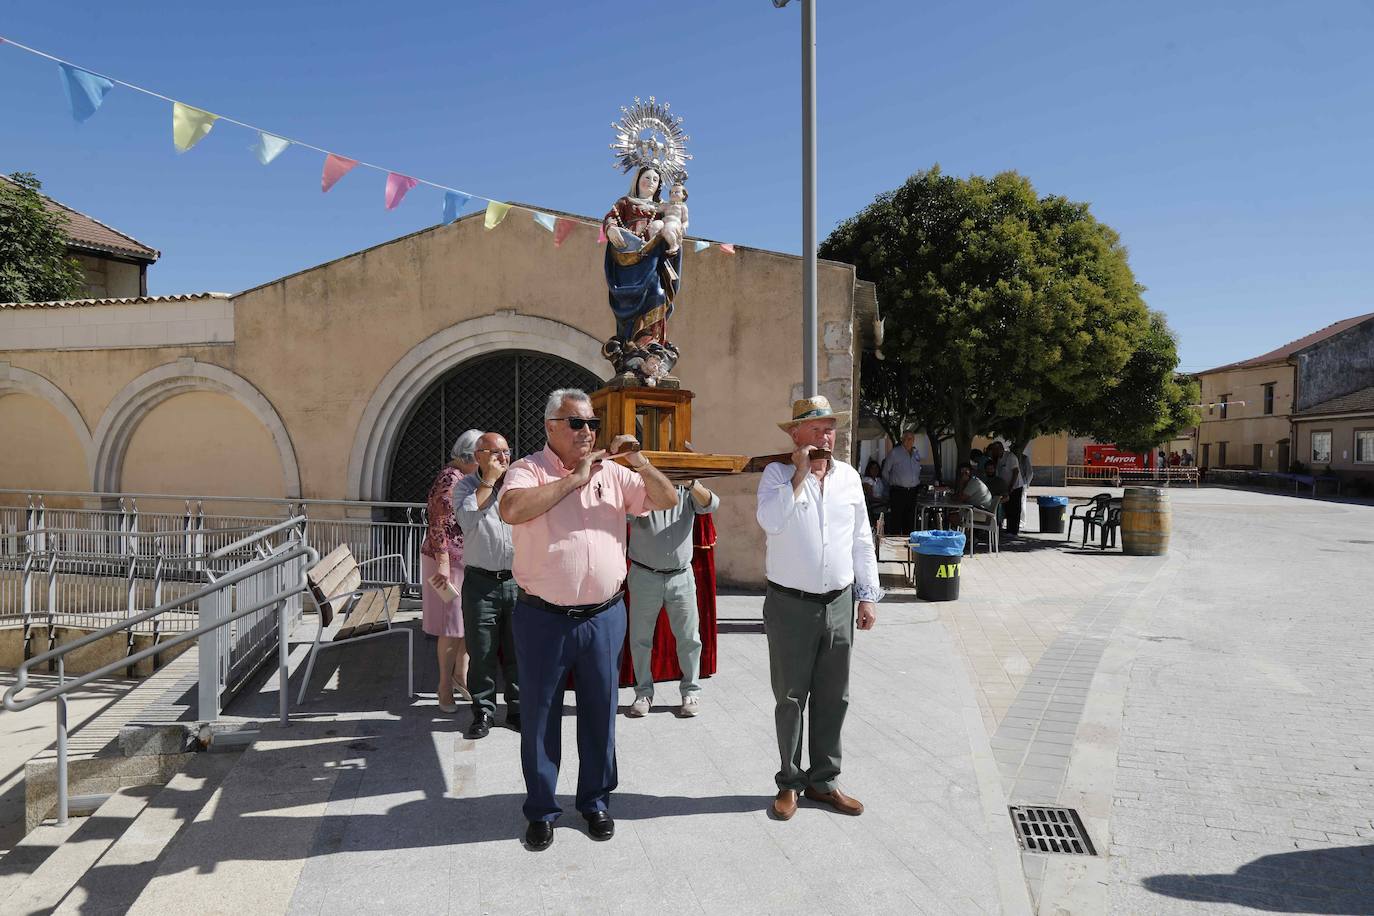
[630,558,689,576]
[517,589,623,621]
[467,565,515,581]
[767,581,850,604]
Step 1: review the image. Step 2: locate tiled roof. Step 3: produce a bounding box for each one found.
[0,175,159,262]
[0,292,228,310]
[1294,385,1374,418]
[1199,312,1374,375]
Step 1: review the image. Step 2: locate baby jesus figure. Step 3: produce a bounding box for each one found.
[649,182,689,255]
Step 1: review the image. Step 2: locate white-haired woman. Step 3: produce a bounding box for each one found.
[421,429,482,712]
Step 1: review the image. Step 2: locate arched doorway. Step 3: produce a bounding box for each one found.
[385,350,602,504]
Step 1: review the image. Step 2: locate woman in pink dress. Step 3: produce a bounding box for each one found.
[421,430,481,712]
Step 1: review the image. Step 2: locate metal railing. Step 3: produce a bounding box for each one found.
[2,517,318,826]
[1,489,428,607]
[1063,464,1200,487]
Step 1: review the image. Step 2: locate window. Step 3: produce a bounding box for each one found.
[1253,443,1263,469]
[1220,394,1230,419]
[1312,431,1332,464]
[1263,383,1275,415]
[1356,430,1374,464]
[1202,443,1210,467]
[1218,442,1228,467]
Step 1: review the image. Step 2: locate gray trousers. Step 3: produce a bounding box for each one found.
[763,584,853,792]
[626,564,702,699]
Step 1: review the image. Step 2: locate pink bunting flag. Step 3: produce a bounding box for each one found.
[553,218,577,248]
[596,225,607,245]
[321,153,358,193]
[718,243,737,254]
[385,172,418,210]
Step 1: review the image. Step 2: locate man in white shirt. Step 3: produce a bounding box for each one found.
[756,396,881,822]
[988,441,1024,537]
[880,430,922,536]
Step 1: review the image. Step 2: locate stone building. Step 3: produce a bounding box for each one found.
[1289,313,1374,482]
[0,203,880,586]
[1,175,158,298]
[1194,312,1373,472]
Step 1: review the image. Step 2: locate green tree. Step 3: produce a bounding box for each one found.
[858,350,953,469]
[1072,311,1201,453]
[823,167,1154,462]
[0,172,87,304]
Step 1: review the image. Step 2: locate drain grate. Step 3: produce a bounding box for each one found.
[1008,806,1096,855]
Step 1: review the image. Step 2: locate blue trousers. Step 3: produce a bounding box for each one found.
[512,598,626,822]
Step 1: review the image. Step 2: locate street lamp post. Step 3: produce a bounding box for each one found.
[773,0,818,398]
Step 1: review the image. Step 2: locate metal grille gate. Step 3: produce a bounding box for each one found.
[386,350,602,505]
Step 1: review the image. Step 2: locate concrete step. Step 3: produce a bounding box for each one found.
[0,819,84,908]
[51,749,243,916]
[0,787,153,914]
[24,648,201,833]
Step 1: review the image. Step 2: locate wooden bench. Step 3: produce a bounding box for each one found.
[297,543,413,704]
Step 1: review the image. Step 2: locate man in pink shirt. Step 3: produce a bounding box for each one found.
[500,388,677,851]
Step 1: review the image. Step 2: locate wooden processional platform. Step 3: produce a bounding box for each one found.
[591,385,750,481]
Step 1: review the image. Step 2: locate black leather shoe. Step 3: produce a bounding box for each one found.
[465,711,493,740]
[583,810,614,841]
[505,712,521,732]
[525,820,554,851]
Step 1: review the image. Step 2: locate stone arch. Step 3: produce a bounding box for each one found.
[0,364,96,483]
[92,358,301,496]
[348,312,604,501]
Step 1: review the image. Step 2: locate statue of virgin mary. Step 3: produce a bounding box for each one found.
[602,164,683,349]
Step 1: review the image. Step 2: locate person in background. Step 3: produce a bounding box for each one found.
[881,430,922,537]
[1018,449,1034,528]
[948,461,997,531]
[625,479,719,719]
[988,441,1024,537]
[421,429,481,713]
[861,459,886,535]
[453,431,520,739]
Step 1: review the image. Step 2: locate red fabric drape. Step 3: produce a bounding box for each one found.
[618,513,718,687]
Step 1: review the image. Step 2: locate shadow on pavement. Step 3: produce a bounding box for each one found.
[1143,845,1374,914]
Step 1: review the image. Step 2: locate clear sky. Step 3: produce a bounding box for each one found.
[2,0,1371,372]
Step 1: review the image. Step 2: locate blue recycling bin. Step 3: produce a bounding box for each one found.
[910,530,965,601]
[1037,496,1069,534]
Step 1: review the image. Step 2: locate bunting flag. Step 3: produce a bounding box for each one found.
[385,172,418,210]
[321,153,358,193]
[553,218,577,248]
[532,212,557,233]
[251,132,290,165]
[596,225,607,244]
[692,239,710,253]
[58,63,113,123]
[718,243,737,255]
[484,201,511,229]
[172,102,218,153]
[442,191,472,225]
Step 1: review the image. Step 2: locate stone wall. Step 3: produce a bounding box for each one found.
[1296,318,1374,410]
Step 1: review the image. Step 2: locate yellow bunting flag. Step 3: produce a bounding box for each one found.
[484,201,512,230]
[172,102,218,153]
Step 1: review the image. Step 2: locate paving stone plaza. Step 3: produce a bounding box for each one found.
[2,484,1372,914]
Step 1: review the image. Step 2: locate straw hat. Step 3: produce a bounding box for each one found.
[778,395,850,431]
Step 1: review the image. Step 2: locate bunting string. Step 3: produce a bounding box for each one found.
[0,33,741,251]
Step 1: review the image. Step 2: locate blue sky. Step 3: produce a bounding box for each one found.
[2,0,1371,372]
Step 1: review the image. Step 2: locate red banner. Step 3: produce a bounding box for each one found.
[1083,445,1153,469]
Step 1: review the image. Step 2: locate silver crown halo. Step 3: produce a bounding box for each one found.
[609,96,692,187]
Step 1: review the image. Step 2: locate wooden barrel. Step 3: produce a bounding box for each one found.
[1121,487,1170,556]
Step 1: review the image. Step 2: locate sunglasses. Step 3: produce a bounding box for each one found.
[550,417,601,431]
[476,448,511,456]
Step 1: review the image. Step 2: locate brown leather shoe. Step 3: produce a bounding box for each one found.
[804,786,864,816]
[771,789,798,821]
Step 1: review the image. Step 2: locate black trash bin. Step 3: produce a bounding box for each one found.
[1037,496,1068,534]
[910,530,965,601]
